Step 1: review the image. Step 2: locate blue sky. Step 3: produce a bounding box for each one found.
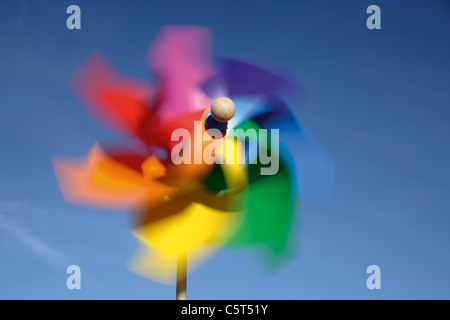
[0,0,449,299]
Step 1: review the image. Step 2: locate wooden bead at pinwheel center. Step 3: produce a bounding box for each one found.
[211,97,236,122]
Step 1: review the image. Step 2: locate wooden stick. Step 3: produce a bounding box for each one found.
[176,253,187,300]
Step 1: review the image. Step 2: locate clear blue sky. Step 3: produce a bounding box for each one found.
[0,0,449,299]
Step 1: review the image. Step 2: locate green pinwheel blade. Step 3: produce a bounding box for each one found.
[226,120,299,269]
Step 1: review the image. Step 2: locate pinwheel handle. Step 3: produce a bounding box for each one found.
[176,253,187,300]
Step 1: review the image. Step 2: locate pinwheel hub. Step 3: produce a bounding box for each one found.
[211,97,235,122]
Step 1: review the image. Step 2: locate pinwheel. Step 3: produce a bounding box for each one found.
[53,25,333,299]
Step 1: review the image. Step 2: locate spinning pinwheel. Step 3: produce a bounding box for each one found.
[53,25,333,299]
